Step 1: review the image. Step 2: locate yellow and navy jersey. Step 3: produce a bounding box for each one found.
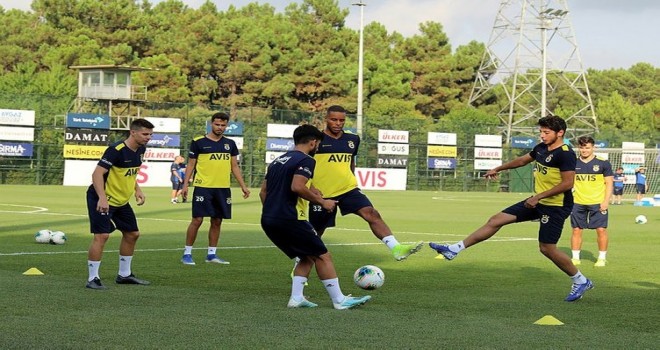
[262,150,316,221]
[529,143,576,207]
[312,132,360,198]
[93,141,145,207]
[188,136,238,188]
[574,157,613,205]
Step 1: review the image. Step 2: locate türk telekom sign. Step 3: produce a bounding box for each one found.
[66,113,110,129]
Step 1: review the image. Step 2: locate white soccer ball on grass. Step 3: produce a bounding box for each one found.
[49,231,67,245]
[353,265,385,290]
[635,215,648,224]
[35,229,52,244]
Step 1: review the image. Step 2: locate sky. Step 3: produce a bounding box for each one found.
[1,0,658,70]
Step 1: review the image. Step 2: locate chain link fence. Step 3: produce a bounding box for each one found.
[1,93,658,195]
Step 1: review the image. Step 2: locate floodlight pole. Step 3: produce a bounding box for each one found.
[353,0,366,137]
[541,16,549,118]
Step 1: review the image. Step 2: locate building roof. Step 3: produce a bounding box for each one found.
[68,65,153,72]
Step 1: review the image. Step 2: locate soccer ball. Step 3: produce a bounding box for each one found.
[35,229,52,244]
[49,231,67,245]
[353,265,385,290]
[635,215,648,224]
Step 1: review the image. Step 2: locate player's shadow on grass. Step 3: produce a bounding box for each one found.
[633,281,660,289]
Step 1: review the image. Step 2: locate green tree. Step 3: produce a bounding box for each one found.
[399,21,456,120]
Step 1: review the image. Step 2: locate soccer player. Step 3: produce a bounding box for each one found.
[308,105,423,261]
[260,124,371,309]
[180,112,250,265]
[570,136,614,267]
[85,118,154,290]
[611,167,624,205]
[429,116,594,302]
[170,155,185,204]
[635,167,648,202]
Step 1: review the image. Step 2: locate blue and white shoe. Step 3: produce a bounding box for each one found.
[181,254,195,265]
[205,254,230,264]
[333,295,371,310]
[564,279,594,302]
[429,242,458,260]
[287,297,318,308]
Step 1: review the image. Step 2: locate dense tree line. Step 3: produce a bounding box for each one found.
[0,0,657,143]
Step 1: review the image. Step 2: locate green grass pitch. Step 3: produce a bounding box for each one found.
[0,185,658,348]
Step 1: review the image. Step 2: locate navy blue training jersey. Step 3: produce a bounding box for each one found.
[262,150,316,220]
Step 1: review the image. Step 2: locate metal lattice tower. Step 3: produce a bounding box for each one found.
[469,0,597,143]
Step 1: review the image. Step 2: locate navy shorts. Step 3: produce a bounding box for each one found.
[636,184,646,194]
[171,179,182,190]
[308,188,373,232]
[502,200,571,244]
[613,187,623,196]
[191,187,232,218]
[570,204,608,229]
[261,217,328,259]
[86,189,138,234]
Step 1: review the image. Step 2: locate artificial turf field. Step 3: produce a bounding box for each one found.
[0,185,658,349]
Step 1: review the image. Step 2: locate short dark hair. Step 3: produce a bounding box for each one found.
[327,105,347,114]
[538,115,567,133]
[577,136,595,146]
[293,124,323,145]
[130,118,154,130]
[211,112,230,122]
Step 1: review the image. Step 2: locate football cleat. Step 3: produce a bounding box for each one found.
[115,274,151,285]
[428,242,458,260]
[287,297,318,308]
[85,277,107,290]
[205,254,230,264]
[333,295,371,310]
[392,241,424,261]
[594,259,606,267]
[564,279,594,302]
[181,254,196,265]
[571,258,581,266]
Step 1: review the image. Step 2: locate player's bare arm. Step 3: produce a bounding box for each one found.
[91,165,110,213]
[181,157,197,198]
[231,156,250,199]
[258,180,267,205]
[485,153,534,179]
[134,183,145,206]
[601,176,613,211]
